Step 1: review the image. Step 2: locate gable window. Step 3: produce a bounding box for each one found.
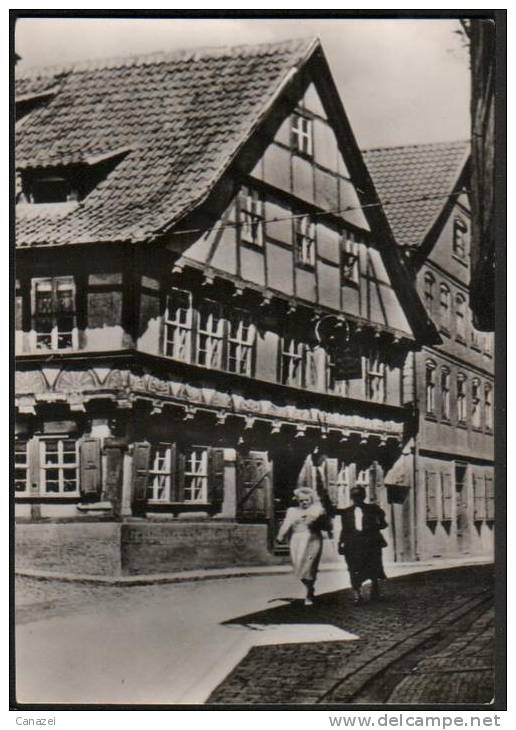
[23,173,76,204]
[439,283,451,333]
[147,443,174,502]
[456,374,467,424]
[471,378,481,429]
[32,276,77,351]
[365,350,385,403]
[227,308,255,376]
[281,337,305,387]
[423,272,435,311]
[197,300,224,369]
[291,113,313,157]
[441,367,450,420]
[484,384,493,431]
[15,440,30,493]
[425,361,436,415]
[455,294,466,342]
[341,238,359,284]
[240,188,264,248]
[184,446,209,503]
[453,217,468,259]
[39,437,79,495]
[295,215,316,268]
[164,288,193,362]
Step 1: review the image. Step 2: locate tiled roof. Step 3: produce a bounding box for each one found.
[15,38,317,247]
[363,141,469,249]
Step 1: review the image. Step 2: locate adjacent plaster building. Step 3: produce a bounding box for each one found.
[365,141,495,561]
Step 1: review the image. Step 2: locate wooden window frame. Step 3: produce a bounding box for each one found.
[183,445,209,503]
[196,299,225,370]
[39,436,80,496]
[147,443,174,503]
[294,215,316,269]
[14,439,30,494]
[455,293,467,343]
[291,112,313,158]
[471,378,482,429]
[365,350,386,403]
[425,360,436,416]
[484,383,493,432]
[453,216,468,260]
[240,188,264,249]
[281,336,305,388]
[440,367,451,421]
[341,237,360,285]
[164,287,193,362]
[31,276,78,352]
[227,307,255,377]
[423,272,435,311]
[456,373,467,425]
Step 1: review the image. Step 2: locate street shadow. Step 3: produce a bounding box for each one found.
[222,564,494,631]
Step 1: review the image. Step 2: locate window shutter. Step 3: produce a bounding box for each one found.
[441,473,453,520]
[104,440,124,505]
[176,450,186,502]
[27,436,40,494]
[485,475,494,520]
[79,438,102,498]
[132,441,151,508]
[167,442,178,501]
[208,447,225,505]
[237,452,271,519]
[473,474,486,520]
[425,471,438,521]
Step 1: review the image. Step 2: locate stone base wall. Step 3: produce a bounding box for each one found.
[15,521,288,576]
[15,522,123,576]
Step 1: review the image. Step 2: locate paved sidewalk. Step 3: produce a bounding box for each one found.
[208,564,494,705]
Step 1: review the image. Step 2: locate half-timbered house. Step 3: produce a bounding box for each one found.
[15,39,438,575]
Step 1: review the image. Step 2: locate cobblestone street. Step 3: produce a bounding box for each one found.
[15,562,494,706]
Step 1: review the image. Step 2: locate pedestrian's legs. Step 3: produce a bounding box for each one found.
[350,573,362,605]
[301,579,315,605]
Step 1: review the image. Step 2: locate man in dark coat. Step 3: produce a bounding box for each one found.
[337,485,388,604]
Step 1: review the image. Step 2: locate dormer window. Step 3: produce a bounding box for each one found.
[30,175,76,204]
[239,187,264,248]
[291,112,313,157]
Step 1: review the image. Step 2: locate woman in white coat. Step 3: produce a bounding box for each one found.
[277,487,333,605]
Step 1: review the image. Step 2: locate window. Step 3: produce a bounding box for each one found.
[32,276,77,351]
[456,374,467,424]
[341,238,359,284]
[15,440,29,493]
[471,378,481,428]
[164,288,193,362]
[291,113,313,156]
[27,175,76,204]
[147,443,174,502]
[281,337,305,387]
[228,308,255,376]
[425,361,436,415]
[453,217,468,259]
[455,294,466,342]
[295,216,316,267]
[365,350,385,403]
[423,272,435,311]
[439,284,450,332]
[441,367,450,420]
[184,446,209,503]
[39,437,79,494]
[197,300,224,369]
[355,468,370,493]
[485,384,493,431]
[240,188,264,248]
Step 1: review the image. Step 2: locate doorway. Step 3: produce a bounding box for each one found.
[270,446,309,551]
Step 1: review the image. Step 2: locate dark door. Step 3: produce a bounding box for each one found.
[236,451,272,522]
[270,448,308,551]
